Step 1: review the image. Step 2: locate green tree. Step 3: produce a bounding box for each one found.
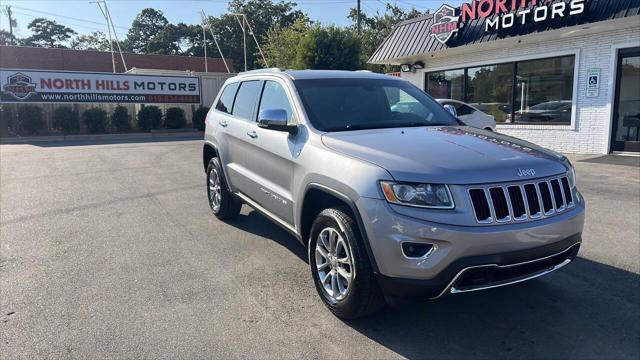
[205,0,307,71]
[24,18,76,48]
[70,31,111,51]
[0,29,18,46]
[348,4,424,72]
[295,25,361,70]
[122,8,173,54]
[261,18,309,69]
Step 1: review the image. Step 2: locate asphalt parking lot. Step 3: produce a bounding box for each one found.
[1,138,638,359]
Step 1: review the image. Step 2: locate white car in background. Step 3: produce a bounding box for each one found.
[436,99,497,131]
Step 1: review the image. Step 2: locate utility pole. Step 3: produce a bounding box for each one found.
[200,10,230,73]
[232,14,248,72]
[229,13,268,70]
[202,24,208,73]
[91,0,128,72]
[357,0,361,35]
[4,6,16,45]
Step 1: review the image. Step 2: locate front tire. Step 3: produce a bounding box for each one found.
[309,207,385,319]
[206,157,241,220]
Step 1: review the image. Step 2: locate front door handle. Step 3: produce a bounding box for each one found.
[246,131,258,139]
[219,120,228,127]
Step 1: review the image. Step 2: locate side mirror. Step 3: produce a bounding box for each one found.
[443,104,458,118]
[258,108,298,135]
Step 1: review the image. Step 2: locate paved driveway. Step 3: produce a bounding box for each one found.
[1,139,638,359]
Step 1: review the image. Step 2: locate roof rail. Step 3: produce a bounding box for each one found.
[239,68,283,74]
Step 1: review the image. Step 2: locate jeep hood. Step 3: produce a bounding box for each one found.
[321,126,568,185]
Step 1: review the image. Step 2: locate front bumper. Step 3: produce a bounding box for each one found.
[376,235,580,298]
[356,197,585,297]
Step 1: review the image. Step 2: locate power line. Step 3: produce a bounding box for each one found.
[10,5,129,30]
[11,10,128,37]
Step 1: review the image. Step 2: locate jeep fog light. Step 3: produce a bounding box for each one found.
[402,242,435,258]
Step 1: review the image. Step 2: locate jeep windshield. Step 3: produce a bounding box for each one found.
[294,78,458,132]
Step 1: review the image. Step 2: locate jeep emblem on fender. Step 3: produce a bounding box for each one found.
[430,4,461,45]
[3,73,37,101]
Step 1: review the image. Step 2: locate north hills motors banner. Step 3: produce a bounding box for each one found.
[0,69,201,104]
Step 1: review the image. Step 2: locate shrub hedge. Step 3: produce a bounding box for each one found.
[53,106,80,133]
[137,106,162,131]
[18,106,45,135]
[111,106,131,132]
[192,106,209,131]
[82,108,108,134]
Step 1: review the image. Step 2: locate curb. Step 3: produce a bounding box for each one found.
[0,131,204,144]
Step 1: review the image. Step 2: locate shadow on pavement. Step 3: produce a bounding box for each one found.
[0,135,203,148]
[229,210,308,263]
[231,208,639,359]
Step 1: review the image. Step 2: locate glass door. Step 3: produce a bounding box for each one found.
[611,48,640,153]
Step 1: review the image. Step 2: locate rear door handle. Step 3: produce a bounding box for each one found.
[219,120,228,127]
[246,131,258,139]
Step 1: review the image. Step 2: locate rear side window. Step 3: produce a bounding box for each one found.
[232,81,262,121]
[215,82,239,114]
[258,81,293,122]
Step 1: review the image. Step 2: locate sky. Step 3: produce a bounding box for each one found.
[0,0,464,39]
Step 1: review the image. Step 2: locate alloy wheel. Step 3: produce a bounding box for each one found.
[208,168,222,212]
[315,227,354,302]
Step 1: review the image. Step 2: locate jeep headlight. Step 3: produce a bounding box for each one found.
[380,181,454,209]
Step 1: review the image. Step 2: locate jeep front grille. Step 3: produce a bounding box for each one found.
[468,176,575,224]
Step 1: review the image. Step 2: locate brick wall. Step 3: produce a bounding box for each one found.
[0,46,233,73]
[403,26,640,154]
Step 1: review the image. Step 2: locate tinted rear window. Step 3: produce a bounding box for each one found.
[232,81,262,121]
[215,82,239,114]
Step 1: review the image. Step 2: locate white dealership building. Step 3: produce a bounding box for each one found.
[369,0,640,154]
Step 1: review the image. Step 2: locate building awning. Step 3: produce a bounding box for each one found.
[369,0,639,65]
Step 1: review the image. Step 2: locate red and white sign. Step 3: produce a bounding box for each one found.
[430,0,586,45]
[0,69,201,104]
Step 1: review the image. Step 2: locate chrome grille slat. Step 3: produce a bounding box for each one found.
[468,175,575,225]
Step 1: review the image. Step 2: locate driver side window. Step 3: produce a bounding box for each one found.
[258,81,293,123]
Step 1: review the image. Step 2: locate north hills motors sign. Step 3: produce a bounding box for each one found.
[430,0,586,45]
[0,69,201,104]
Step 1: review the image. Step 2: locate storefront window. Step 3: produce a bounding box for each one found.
[467,63,514,123]
[425,55,575,126]
[513,56,575,124]
[427,69,464,101]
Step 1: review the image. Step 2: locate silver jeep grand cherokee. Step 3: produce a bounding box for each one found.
[202,69,585,319]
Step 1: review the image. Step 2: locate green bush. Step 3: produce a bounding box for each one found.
[137,106,162,131]
[18,105,45,135]
[164,107,187,129]
[82,108,108,134]
[192,106,209,131]
[111,105,131,132]
[0,105,14,136]
[295,25,361,70]
[52,106,79,133]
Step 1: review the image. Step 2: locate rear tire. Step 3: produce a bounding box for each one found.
[308,207,385,319]
[206,157,241,220]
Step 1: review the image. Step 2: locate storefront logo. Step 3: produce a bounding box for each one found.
[3,73,37,101]
[430,0,587,44]
[430,4,461,45]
